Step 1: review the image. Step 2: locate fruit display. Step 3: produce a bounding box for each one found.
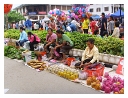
[27,60,46,71]
[46,64,79,80]
[86,72,124,94]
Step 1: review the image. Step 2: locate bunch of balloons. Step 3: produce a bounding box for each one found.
[48,8,67,21]
[67,4,92,22]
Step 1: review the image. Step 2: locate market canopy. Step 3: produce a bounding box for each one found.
[42,17,50,22]
[111,9,124,17]
[91,15,100,20]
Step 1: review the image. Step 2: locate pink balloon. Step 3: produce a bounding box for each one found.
[71,13,75,17]
[78,8,82,13]
[75,15,78,19]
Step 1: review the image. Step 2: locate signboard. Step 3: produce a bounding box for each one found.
[116,58,124,75]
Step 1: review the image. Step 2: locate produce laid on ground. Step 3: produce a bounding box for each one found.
[27,60,46,71]
[47,64,79,80]
[4,46,25,60]
[86,72,124,94]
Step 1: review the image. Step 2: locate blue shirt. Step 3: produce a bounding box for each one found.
[69,23,77,31]
[18,30,28,41]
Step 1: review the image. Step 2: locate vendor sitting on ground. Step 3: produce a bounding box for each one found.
[44,28,57,53]
[75,38,99,69]
[49,30,73,61]
[27,32,40,51]
[16,27,28,47]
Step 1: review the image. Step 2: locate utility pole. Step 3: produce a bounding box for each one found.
[120,4,122,23]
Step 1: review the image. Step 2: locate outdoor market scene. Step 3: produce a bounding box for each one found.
[4,4,124,94]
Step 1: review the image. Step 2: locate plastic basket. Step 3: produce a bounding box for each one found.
[84,63,105,77]
[66,57,76,66]
[40,51,46,56]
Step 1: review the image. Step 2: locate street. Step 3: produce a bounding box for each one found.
[4,57,103,94]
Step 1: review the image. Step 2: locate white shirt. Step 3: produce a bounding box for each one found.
[112,27,120,38]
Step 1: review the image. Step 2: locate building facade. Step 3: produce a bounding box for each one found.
[89,4,124,15]
[13,4,72,21]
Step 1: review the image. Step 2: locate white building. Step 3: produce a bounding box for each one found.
[88,4,124,15]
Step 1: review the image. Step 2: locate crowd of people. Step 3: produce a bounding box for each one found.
[16,27,74,62]
[14,12,124,69]
[10,12,124,40]
[16,26,99,69]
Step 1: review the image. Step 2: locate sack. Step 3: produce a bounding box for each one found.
[23,41,30,50]
[7,39,16,47]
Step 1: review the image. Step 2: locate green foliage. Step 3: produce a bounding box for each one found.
[7,11,25,23]
[4,46,24,60]
[4,29,124,56]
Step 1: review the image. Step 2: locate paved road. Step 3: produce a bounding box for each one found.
[4,57,103,94]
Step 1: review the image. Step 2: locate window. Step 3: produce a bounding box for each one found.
[28,9,32,12]
[62,6,66,10]
[90,8,93,12]
[104,7,109,11]
[51,5,55,10]
[23,7,25,13]
[56,5,61,9]
[111,6,113,13]
[67,6,72,10]
[96,8,101,12]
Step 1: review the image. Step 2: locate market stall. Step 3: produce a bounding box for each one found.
[4,38,124,94]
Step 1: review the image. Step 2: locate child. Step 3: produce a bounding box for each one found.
[94,30,101,37]
[103,31,108,38]
[77,26,83,33]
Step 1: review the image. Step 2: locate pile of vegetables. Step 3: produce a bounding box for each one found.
[86,73,124,94]
[4,29,124,56]
[4,46,25,60]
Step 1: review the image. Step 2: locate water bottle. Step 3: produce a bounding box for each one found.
[70,60,75,68]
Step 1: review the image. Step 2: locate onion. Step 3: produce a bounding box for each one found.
[112,76,117,83]
[103,79,107,84]
[101,85,104,91]
[113,83,117,88]
[104,86,111,93]
[113,87,119,93]
[107,76,112,81]
[118,84,124,90]
[117,77,122,82]
[104,72,109,78]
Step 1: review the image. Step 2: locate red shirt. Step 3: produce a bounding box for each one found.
[90,21,98,34]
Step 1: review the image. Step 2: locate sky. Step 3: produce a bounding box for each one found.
[12,4,21,9]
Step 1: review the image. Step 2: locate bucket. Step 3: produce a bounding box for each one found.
[66,57,76,66]
[40,51,46,56]
[84,63,105,77]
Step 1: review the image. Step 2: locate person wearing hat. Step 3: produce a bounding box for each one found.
[100,12,107,37]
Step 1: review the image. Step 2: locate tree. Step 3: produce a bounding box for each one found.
[7,10,25,23]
